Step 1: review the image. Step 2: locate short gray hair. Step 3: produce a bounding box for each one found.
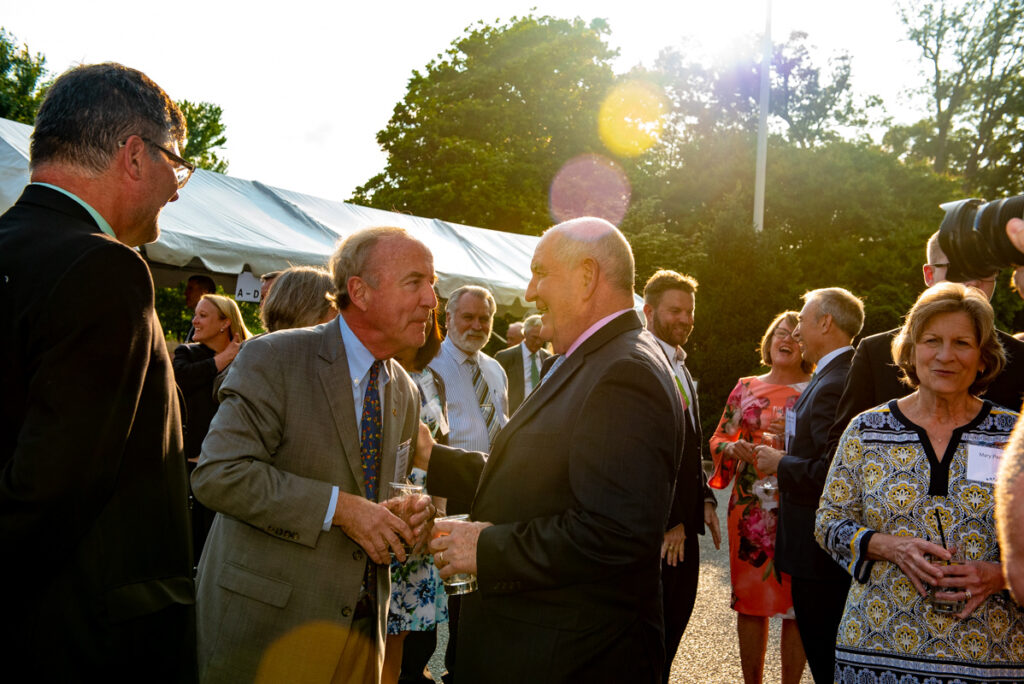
[445,285,496,317]
[31,62,186,174]
[328,226,410,309]
[546,217,634,294]
[523,315,543,334]
[802,287,864,339]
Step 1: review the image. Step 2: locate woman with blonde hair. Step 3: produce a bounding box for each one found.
[173,293,252,566]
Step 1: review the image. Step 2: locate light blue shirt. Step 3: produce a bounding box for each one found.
[816,345,854,374]
[323,313,391,529]
[33,182,116,239]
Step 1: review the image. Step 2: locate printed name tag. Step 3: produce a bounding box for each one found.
[394,440,411,482]
[966,443,1003,484]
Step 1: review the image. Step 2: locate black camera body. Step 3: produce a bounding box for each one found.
[938,194,1024,282]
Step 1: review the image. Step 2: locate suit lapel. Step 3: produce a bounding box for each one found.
[472,311,642,504]
[317,324,364,490]
[379,359,405,496]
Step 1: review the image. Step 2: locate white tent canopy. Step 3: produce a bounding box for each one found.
[0,117,540,315]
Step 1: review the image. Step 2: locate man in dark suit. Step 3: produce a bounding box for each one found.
[494,314,551,412]
[422,217,686,683]
[829,231,1024,454]
[756,287,864,683]
[642,269,720,682]
[0,63,196,680]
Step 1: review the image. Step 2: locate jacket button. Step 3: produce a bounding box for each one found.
[341,606,353,617]
[353,550,364,561]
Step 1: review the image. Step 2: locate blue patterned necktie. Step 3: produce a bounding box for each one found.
[360,360,383,500]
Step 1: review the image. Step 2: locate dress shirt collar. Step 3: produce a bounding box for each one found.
[33,182,116,239]
[653,335,686,365]
[337,313,389,389]
[815,345,853,374]
[565,308,634,358]
[442,335,480,366]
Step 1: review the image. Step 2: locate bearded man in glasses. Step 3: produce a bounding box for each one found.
[0,63,196,681]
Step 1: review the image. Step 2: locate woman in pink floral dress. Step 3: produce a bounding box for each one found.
[709,311,811,684]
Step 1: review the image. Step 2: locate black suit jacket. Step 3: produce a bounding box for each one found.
[775,348,853,581]
[173,342,220,461]
[428,311,685,683]
[828,327,1024,455]
[0,185,195,679]
[494,342,552,413]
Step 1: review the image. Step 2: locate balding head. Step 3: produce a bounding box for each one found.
[525,217,636,354]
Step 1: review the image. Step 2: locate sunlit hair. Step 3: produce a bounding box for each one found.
[523,314,543,334]
[261,266,336,332]
[546,217,635,294]
[30,62,186,174]
[200,294,252,342]
[643,270,697,309]
[445,285,496,317]
[926,231,943,266]
[411,308,444,372]
[759,311,813,373]
[328,226,415,310]
[891,282,1005,393]
[802,287,864,339]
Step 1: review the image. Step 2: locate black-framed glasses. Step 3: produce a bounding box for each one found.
[930,262,997,283]
[120,135,195,188]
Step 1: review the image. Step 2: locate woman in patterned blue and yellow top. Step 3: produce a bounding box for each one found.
[815,282,1023,684]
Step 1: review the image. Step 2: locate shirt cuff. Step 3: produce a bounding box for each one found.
[323,485,339,531]
[409,467,428,487]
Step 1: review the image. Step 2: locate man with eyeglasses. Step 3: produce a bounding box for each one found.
[828,230,1024,454]
[0,63,196,681]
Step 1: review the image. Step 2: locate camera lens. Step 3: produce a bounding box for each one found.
[939,195,1024,282]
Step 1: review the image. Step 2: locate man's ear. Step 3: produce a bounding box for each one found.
[348,276,370,312]
[579,257,599,301]
[923,264,936,288]
[119,135,148,182]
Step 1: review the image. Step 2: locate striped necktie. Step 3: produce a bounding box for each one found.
[469,356,500,445]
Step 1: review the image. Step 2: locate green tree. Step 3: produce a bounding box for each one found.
[178,100,229,173]
[887,0,1024,195]
[352,15,618,234]
[0,28,50,124]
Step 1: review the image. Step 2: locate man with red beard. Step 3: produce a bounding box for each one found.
[642,270,721,683]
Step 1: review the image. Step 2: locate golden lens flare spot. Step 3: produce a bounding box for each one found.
[598,81,667,158]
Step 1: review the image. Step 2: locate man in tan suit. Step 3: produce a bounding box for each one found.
[192,226,437,683]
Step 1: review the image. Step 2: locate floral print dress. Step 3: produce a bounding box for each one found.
[709,376,805,617]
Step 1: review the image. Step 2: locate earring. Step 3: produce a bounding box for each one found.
[220,328,226,333]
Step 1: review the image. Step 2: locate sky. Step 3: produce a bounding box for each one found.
[5,0,924,203]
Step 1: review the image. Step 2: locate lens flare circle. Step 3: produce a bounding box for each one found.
[549,154,631,226]
[598,80,667,158]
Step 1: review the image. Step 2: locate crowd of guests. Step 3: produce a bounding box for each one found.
[5,60,1024,684]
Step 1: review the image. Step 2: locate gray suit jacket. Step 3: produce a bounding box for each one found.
[192,320,420,683]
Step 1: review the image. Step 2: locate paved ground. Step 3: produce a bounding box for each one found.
[427,489,813,683]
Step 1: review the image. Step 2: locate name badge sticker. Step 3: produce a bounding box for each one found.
[394,440,411,481]
[966,443,1003,484]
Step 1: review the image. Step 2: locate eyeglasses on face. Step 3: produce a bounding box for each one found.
[119,135,196,188]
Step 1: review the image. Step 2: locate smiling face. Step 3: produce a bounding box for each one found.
[793,297,825,365]
[646,288,695,348]
[447,293,494,354]
[525,233,586,355]
[913,310,982,398]
[121,135,183,248]
[768,319,803,370]
[192,298,227,344]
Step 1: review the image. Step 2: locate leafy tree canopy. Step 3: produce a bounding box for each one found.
[352,15,619,234]
[0,28,50,125]
[179,100,229,173]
